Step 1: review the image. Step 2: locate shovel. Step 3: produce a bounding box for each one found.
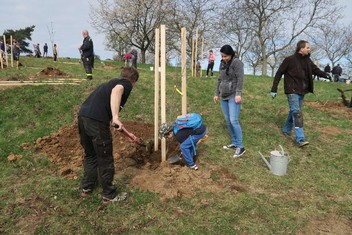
[168,152,182,164]
[112,123,146,147]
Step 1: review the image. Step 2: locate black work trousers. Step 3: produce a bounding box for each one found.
[82,56,94,78]
[78,116,116,199]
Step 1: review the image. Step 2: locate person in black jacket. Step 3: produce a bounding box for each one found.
[331,64,342,82]
[79,30,94,80]
[271,40,330,147]
[78,67,139,204]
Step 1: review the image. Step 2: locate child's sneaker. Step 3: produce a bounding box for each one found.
[102,192,128,204]
[81,189,92,197]
[189,164,199,170]
[223,143,236,150]
[233,147,246,158]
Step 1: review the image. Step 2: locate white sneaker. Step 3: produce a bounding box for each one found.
[223,144,236,150]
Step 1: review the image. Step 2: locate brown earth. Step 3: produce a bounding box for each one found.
[35,67,69,78]
[34,120,247,201]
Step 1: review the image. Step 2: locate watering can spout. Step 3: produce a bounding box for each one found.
[259,151,271,170]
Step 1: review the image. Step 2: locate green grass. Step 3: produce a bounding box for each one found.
[0,57,351,234]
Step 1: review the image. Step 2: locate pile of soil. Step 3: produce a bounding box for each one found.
[34,120,246,200]
[36,67,68,77]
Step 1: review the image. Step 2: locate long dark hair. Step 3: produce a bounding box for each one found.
[220,45,236,75]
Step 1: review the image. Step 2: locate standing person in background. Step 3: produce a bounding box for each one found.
[206,50,216,77]
[53,44,58,62]
[129,47,138,68]
[79,30,94,80]
[12,39,21,69]
[324,64,332,81]
[331,64,342,82]
[78,67,139,204]
[270,40,331,147]
[213,45,245,158]
[43,43,48,57]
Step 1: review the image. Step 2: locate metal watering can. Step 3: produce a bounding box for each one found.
[259,145,289,176]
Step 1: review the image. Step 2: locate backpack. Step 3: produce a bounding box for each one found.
[173,112,202,135]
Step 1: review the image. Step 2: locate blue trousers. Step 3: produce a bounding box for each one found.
[180,131,207,167]
[220,97,243,148]
[283,94,305,143]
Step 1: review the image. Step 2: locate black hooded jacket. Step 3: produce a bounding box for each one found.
[271,52,327,95]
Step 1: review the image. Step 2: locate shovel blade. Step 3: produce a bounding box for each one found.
[168,153,182,164]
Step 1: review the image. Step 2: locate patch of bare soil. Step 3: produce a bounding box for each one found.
[34,120,247,200]
[297,213,352,235]
[305,101,352,119]
[35,67,69,78]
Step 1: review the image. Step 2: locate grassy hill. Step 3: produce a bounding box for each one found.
[0,56,351,234]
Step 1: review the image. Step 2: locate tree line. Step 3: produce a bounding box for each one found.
[90,0,352,76]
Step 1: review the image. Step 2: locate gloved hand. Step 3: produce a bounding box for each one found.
[270,92,277,99]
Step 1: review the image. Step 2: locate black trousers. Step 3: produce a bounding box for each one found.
[82,56,94,77]
[78,116,116,199]
[206,62,214,76]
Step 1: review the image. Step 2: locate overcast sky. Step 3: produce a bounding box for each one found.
[1,0,351,61]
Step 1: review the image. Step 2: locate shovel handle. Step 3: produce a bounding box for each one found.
[112,123,146,147]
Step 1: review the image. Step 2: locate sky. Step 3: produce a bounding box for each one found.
[1,0,352,62]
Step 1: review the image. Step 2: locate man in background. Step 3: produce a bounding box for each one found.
[79,30,94,80]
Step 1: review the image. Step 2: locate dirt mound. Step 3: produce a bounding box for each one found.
[34,121,246,200]
[36,67,68,77]
[305,101,352,119]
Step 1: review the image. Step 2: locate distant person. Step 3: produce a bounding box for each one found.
[331,64,342,82]
[206,50,216,77]
[43,43,48,57]
[271,40,331,147]
[78,67,139,204]
[12,39,21,69]
[129,47,138,68]
[53,44,58,62]
[79,30,94,80]
[214,45,246,158]
[34,43,41,58]
[324,64,332,81]
[0,39,5,61]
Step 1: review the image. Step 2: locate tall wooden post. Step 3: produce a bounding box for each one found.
[154,28,160,152]
[191,38,194,77]
[194,28,198,77]
[3,35,8,68]
[181,28,187,115]
[201,37,204,78]
[10,35,13,68]
[160,25,167,162]
[0,37,3,69]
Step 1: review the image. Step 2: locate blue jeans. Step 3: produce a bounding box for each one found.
[283,94,305,143]
[220,97,243,148]
[180,131,207,167]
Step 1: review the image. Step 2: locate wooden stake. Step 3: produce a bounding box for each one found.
[0,38,3,69]
[10,35,13,68]
[154,28,160,152]
[194,28,198,77]
[191,38,194,77]
[3,35,8,68]
[181,28,187,115]
[201,36,204,78]
[160,25,166,162]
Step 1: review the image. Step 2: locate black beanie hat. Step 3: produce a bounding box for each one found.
[220,45,235,56]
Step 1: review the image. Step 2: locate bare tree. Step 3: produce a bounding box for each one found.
[238,0,341,76]
[167,0,219,61]
[90,0,171,63]
[308,23,352,68]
